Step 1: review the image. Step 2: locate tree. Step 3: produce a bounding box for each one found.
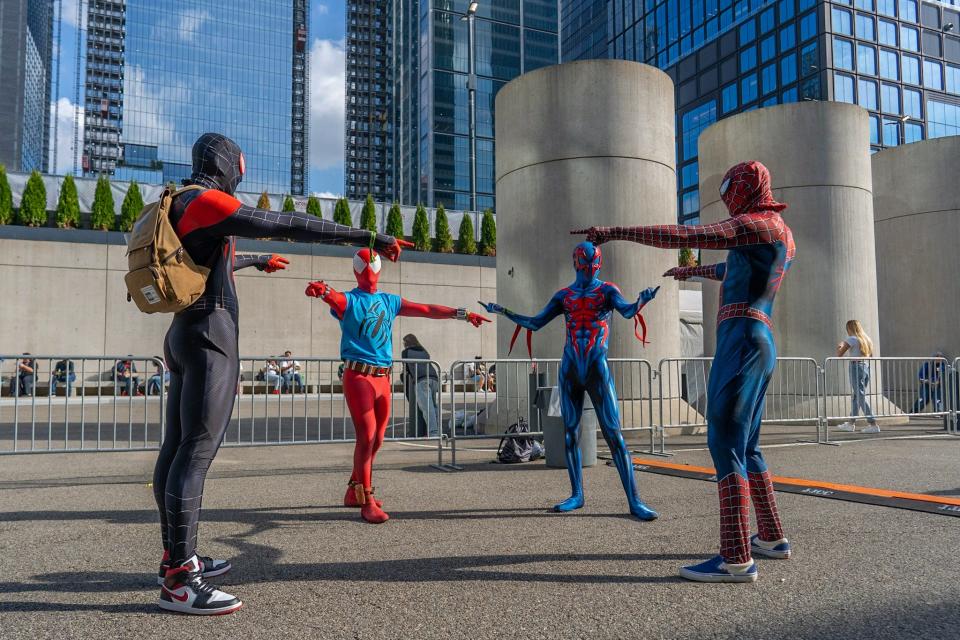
[90,175,115,231]
[479,209,496,257]
[433,204,454,253]
[333,197,352,226]
[306,195,322,218]
[17,170,47,227]
[0,164,12,225]
[385,202,404,239]
[55,174,81,229]
[457,213,477,255]
[412,204,430,251]
[282,194,295,212]
[118,181,144,231]
[679,247,698,267]
[360,194,377,232]
[257,190,272,209]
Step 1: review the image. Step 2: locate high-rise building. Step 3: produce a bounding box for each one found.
[345,1,561,211]
[81,0,309,195]
[0,0,54,173]
[563,0,960,223]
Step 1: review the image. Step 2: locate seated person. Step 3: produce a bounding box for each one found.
[260,360,282,394]
[52,358,76,396]
[146,359,171,396]
[115,357,141,396]
[10,354,36,397]
[279,350,303,392]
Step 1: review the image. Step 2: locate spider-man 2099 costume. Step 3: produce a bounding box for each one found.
[575,160,795,583]
[482,242,660,520]
[153,133,406,615]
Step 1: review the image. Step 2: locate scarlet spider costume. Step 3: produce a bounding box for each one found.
[574,161,794,582]
[306,249,489,524]
[481,242,659,520]
[153,133,408,615]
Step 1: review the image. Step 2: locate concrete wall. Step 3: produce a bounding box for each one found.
[873,136,960,359]
[0,229,496,372]
[698,103,881,379]
[495,60,682,368]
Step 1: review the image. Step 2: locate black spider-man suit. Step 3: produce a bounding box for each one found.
[152,134,403,612]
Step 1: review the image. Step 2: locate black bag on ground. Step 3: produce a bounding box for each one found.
[496,418,544,464]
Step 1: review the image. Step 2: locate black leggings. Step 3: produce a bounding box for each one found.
[153,309,239,565]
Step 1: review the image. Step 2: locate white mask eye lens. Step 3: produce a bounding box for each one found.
[353,253,367,274]
[720,178,731,196]
[369,255,382,274]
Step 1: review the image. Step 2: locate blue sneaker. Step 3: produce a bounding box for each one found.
[629,500,659,521]
[750,534,792,559]
[553,494,584,512]
[679,555,757,583]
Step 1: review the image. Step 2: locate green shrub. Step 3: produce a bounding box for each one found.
[679,247,698,267]
[385,202,404,239]
[282,195,295,212]
[434,204,454,253]
[118,181,144,231]
[360,194,378,232]
[0,165,12,225]
[17,170,47,227]
[257,190,272,209]
[412,204,430,251]
[306,195,322,218]
[333,197,352,226]
[456,213,476,255]
[90,175,115,231]
[479,209,496,256]
[55,174,81,228]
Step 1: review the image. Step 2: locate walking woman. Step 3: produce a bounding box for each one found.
[836,320,880,433]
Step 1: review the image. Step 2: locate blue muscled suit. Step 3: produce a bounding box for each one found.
[484,243,658,520]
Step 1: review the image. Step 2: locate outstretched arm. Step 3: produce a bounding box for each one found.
[607,284,660,318]
[479,292,564,331]
[398,300,490,327]
[663,263,727,281]
[176,189,411,261]
[233,253,289,273]
[304,281,348,319]
[572,216,781,251]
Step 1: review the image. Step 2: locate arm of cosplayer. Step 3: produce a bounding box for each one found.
[836,341,850,357]
[478,292,564,331]
[663,263,727,281]
[232,254,289,273]
[178,190,406,260]
[607,284,660,319]
[304,281,347,319]
[398,300,490,327]
[572,217,768,250]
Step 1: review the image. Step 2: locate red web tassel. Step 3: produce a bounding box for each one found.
[508,324,533,358]
[634,313,649,346]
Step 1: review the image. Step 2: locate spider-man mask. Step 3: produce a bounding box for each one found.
[188,132,245,195]
[353,248,382,291]
[573,242,602,279]
[718,160,787,217]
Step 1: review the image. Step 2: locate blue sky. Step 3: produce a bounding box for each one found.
[50,1,348,196]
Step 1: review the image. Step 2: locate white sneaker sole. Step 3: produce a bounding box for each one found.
[678,567,758,583]
[751,545,791,559]
[157,563,232,585]
[158,598,243,616]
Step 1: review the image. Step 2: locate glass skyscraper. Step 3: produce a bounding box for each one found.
[345,0,560,211]
[563,0,960,223]
[82,0,309,195]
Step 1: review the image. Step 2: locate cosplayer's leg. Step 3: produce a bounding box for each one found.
[555,360,586,512]
[586,360,657,521]
[153,336,182,553]
[343,370,389,523]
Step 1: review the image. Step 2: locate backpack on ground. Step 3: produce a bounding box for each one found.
[496,418,544,464]
[124,185,208,314]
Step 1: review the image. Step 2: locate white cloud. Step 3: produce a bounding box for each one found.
[59,0,80,27]
[177,9,211,43]
[48,97,83,175]
[315,4,329,15]
[309,38,345,172]
[312,191,339,198]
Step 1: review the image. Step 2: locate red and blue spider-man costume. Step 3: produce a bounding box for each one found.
[575,161,794,582]
[481,242,660,521]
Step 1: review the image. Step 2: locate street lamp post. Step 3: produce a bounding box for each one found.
[462,2,479,216]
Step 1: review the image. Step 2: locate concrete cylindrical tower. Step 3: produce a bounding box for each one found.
[873,137,960,359]
[495,60,681,366]
[698,103,881,386]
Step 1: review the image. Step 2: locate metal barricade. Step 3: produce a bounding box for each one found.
[445,358,656,469]
[0,355,165,454]
[822,357,951,442]
[951,359,960,435]
[657,357,823,454]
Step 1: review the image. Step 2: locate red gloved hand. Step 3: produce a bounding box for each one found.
[381,239,415,262]
[663,267,691,281]
[466,312,491,328]
[570,226,608,245]
[305,281,330,298]
[264,255,289,273]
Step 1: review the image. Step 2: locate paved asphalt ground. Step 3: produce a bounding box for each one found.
[1,435,958,639]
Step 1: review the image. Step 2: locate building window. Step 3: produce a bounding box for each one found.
[800,75,821,99]
[869,114,881,144]
[780,24,796,51]
[800,11,817,41]
[801,42,819,76]
[858,78,878,108]
[881,82,901,113]
[947,65,960,95]
[903,88,922,118]
[902,55,920,84]
[742,73,759,103]
[879,49,899,80]
[923,60,943,90]
[856,14,875,40]
[740,19,757,44]
[782,53,798,84]
[681,190,700,217]
[741,46,758,71]
[877,0,896,16]
[835,73,856,102]
[762,63,778,94]
[900,26,919,51]
[883,118,901,145]
[761,7,776,33]
[761,36,777,62]
[800,0,816,11]
[834,38,854,70]
[855,0,874,9]
[763,95,779,106]
[904,121,923,143]
[857,44,876,75]
[783,86,799,102]
[832,7,853,35]
[899,0,917,22]
[780,0,795,20]
[681,162,699,189]
[722,82,739,114]
[878,19,897,45]
[680,101,717,160]
[928,99,960,138]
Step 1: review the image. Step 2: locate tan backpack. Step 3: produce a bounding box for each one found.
[124,185,210,314]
